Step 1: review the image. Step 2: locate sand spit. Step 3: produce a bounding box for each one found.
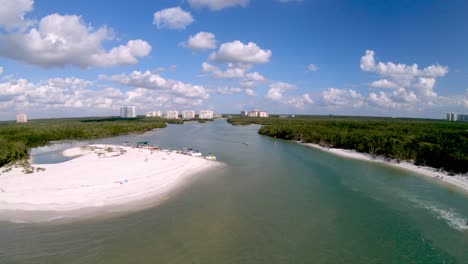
[301,142,468,194]
[0,144,220,214]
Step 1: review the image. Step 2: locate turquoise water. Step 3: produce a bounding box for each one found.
[1,120,467,263]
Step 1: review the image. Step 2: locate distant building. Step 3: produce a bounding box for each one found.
[182,110,195,119]
[199,110,214,119]
[446,112,468,122]
[166,110,179,119]
[246,110,269,118]
[120,106,136,118]
[240,111,247,117]
[248,110,259,117]
[16,113,28,123]
[457,114,468,122]
[146,111,162,117]
[446,112,457,121]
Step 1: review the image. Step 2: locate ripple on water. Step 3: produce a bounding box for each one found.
[401,194,468,232]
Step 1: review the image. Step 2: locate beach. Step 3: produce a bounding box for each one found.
[301,142,468,194]
[0,145,219,213]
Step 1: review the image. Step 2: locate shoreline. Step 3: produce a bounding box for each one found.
[299,142,468,194]
[0,144,221,220]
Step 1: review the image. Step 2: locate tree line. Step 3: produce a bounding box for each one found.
[0,117,170,167]
[227,116,468,174]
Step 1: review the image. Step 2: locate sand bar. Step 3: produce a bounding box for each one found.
[301,142,468,194]
[0,144,220,212]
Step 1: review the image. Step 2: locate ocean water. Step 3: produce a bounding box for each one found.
[0,119,467,263]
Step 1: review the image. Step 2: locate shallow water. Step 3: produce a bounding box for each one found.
[1,119,467,263]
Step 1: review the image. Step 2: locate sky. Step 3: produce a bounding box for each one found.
[0,0,467,120]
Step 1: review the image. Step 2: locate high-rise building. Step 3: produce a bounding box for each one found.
[182,110,195,119]
[446,112,468,122]
[245,110,269,118]
[240,111,247,116]
[166,110,179,119]
[248,110,259,117]
[457,114,468,122]
[16,113,28,123]
[120,106,136,118]
[146,111,162,117]
[199,110,214,119]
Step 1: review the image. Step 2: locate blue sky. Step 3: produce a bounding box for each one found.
[0,0,467,120]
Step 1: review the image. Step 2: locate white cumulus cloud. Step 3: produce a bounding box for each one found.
[0,0,33,31]
[209,40,271,64]
[266,82,294,101]
[0,75,213,120]
[188,0,249,11]
[153,7,194,30]
[0,13,151,68]
[103,71,209,99]
[370,79,398,89]
[182,32,217,51]
[360,49,448,86]
[321,88,364,108]
[359,50,449,110]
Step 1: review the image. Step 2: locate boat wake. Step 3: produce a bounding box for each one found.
[402,194,468,232]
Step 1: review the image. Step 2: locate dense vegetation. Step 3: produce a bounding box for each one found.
[227,116,468,174]
[0,117,174,167]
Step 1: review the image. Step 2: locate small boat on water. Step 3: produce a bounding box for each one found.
[242,141,249,145]
[205,153,216,160]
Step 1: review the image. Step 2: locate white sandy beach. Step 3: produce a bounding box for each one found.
[0,145,219,212]
[301,142,468,194]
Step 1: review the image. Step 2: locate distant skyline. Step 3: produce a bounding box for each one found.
[0,0,467,120]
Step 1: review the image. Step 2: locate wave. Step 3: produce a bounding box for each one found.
[402,194,468,232]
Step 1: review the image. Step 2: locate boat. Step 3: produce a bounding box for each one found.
[205,153,216,160]
[188,150,203,157]
[242,141,249,145]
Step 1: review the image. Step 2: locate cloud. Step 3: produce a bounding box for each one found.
[202,62,249,79]
[102,70,209,99]
[215,86,255,96]
[321,88,365,108]
[0,0,33,31]
[245,88,255,96]
[360,50,448,86]
[358,50,450,111]
[209,40,271,64]
[153,7,194,30]
[188,0,249,11]
[264,81,313,109]
[202,62,266,90]
[370,79,398,89]
[0,75,212,119]
[0,13,151,68]
[0,66,3,75]
[307,64,318,72]
[181,32,217,51]
[240,72,267,88]
[303,93,314,104]
[266,82,294,101]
